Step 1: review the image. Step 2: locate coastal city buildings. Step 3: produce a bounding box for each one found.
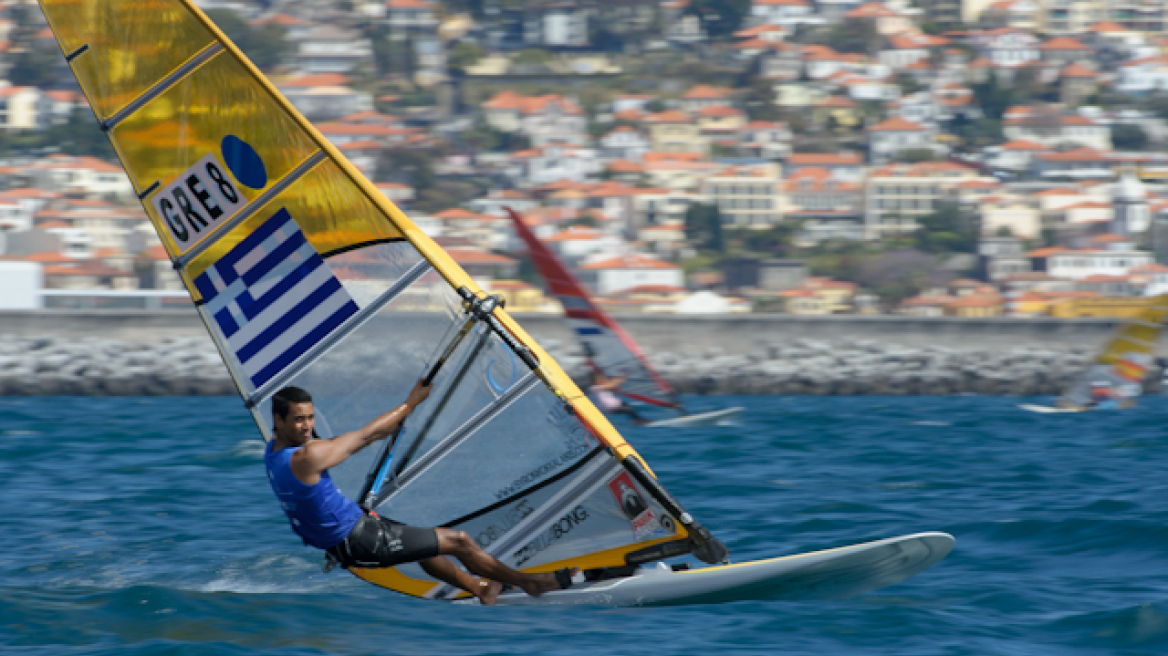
[4,0,1168,318]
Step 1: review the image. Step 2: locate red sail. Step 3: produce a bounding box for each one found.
[507,209,679,409]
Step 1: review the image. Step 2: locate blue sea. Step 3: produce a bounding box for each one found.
[3,395,1168,656]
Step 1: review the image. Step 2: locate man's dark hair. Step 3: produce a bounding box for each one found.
[272,386,312,420]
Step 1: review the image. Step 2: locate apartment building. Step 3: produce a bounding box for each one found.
[697,163,783,228]
[864,162,993,239]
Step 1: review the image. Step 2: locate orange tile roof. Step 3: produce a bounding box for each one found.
[1041,37,1090,50]
[547,226,605,242]
[1061,63,1097,78]
[645,109,693,123]
[696,105,745,117]
[1088,21,1128,33]
[1026,247,1068,257]
[280,73,351,88]
[1036,148,1111,162]
[816,95,858,108]
[868,117,928,132]
[681,85,734,100]
[446,248,516,264]
[580,254,678,271]
[788,152,862,166]
[433,208,498,221]
[607,160,644,173]
[999,139,1050,151]
[734,24,787,39]
[845,2,900,18]
[947,294,1003,308]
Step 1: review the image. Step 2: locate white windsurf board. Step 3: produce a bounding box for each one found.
[646,407,744,428]
[478,531,954,607]
[1017,403,1083,414]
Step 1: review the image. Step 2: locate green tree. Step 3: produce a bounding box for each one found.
[898,149,938,163]
[44,108,116,160]
[513,49,553,66]
[1112,124,1150,151]
[949,115,1004,150]
[858,250,953,306]
[685,203,724,253]
[205,9,288,71]
[914,201,978,254]
[816,19,881,55]
[971,72,1015,120]
[449,41,485,71]
[684,0,751,37]
[7,48,62,88]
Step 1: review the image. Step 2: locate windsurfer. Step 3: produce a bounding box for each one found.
[590,370,649,425]
[264,384,575,605]
[1086,382,1119,410]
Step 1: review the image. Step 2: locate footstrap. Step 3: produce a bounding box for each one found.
[554,568,574,590]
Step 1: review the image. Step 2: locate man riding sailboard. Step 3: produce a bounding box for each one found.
[265,383,575,605]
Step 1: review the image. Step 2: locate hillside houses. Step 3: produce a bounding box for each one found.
[6,1,1168,317]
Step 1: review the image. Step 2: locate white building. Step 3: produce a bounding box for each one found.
[579,253,684,295]
[0,85,51,131]
[293,26,373,75]
[750,0,817,28]
[1045,244,1153,280]
[598,126,651,162]
[866,117,941,164]
[279,74,374,122]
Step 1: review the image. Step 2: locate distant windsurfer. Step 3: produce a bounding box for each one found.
[1086,383,1118,409]
[590,370,649,425]
[264,383,575,605]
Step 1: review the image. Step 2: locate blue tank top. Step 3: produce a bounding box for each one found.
[264,440,363,550]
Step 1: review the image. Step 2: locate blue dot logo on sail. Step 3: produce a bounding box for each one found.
[220,135,267,190]
[193,209,358,388]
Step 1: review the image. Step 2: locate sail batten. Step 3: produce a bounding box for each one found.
[245,259,434,408]
[381,371,541,501]
[174,150,328,270]
[102,43,224,132]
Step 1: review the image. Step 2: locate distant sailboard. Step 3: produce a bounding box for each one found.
[505,209,742,427]
[1019,294,1168,413]
[38,0,948,606]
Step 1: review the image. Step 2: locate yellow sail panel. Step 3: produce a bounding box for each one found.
[40,0,216,120]
[1095,295,1168,364]
[183,159,405,291]
[1060,295,1168,408]
[109,51,318,194]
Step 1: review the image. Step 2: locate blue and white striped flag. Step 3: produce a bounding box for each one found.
[193,208,358,389]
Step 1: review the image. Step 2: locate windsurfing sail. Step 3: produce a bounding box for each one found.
[506,209,683,412]
[1056,294,1168,409]
[37,0,726,599]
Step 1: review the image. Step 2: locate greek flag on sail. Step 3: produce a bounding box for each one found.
[193,208,358,388]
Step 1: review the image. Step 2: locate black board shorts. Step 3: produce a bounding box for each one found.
[327,512,440,568]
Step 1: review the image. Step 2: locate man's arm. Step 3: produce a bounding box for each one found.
[290,381,431,485]
[596,376,627,391]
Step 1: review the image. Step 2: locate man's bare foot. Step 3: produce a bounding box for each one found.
[518,568,579,597]
[475,579,504,606]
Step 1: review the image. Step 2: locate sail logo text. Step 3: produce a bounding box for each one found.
[512,505,588,567]
[151,153,247,251]
[493,439,591,501]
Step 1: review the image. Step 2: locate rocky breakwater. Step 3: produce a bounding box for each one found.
[0,335,1159,397]
[547,339,1154,397]
[0,335,235,396]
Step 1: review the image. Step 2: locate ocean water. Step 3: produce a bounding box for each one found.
[2,394,1168,656]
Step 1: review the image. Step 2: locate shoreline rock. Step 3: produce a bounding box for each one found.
[0,335,1158,397]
